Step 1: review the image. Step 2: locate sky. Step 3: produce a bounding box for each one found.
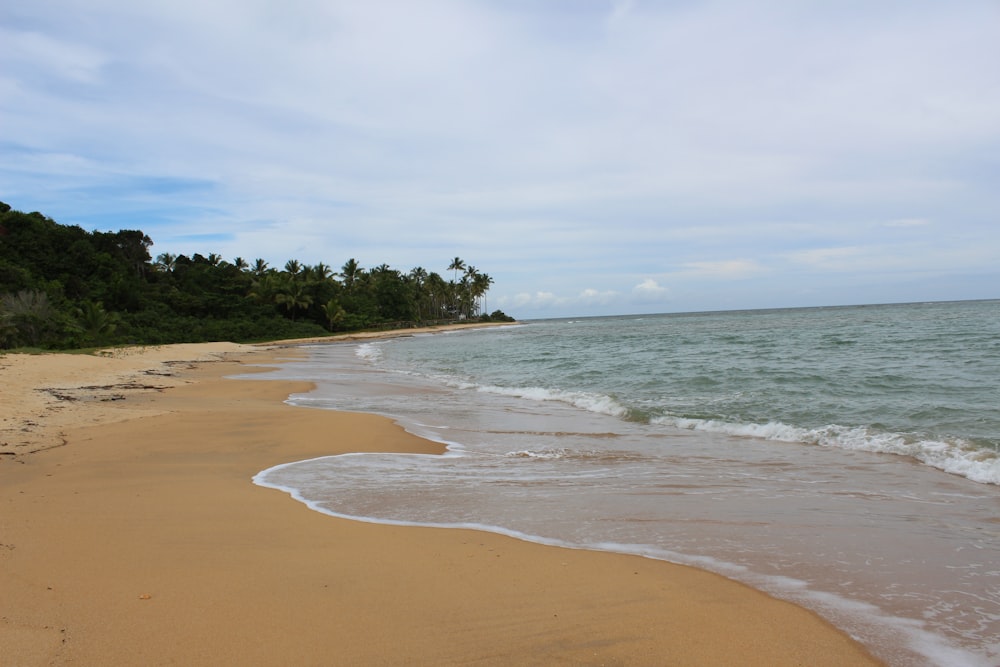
[3,0,999,319]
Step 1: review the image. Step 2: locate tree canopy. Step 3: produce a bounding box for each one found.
[0,201,514,349]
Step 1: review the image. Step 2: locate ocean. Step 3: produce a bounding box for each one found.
[251,300,1000,666]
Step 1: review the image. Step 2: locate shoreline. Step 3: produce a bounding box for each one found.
[263,319,523,346]
[0,337,882,665]
[0,322,513,461]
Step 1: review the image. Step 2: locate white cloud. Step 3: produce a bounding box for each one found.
[579,288,618,305]
[508,287,621,310]
[632,279,669,300]
[2,0,999,318]
[509,292,561,309]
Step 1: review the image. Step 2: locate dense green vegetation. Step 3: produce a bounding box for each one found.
[0,201,513,349]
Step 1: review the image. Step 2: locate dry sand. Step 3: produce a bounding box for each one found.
[0,335,882,666]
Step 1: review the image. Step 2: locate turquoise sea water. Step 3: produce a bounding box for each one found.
[253,300,1000,666]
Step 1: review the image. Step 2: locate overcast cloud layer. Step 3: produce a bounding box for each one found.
[3,0,999,318]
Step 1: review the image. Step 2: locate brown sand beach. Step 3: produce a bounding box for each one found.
[0,331,882,666]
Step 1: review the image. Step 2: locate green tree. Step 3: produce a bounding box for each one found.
[448,256,465,283]
[251,258,270,277]
[274,278,314,320]
[322,298,346,331]
[472,271,494,317]
[425,272,448,320]
[249,273,282,305]
[0,201,512,345]
[447,257,466,317]
[339,258,363,289]
[308,262,333,281]
[76,300,119,346]
[107,230,153,277]
[154,253,177,273]
[0,289,61,347]
[409,266,428,320]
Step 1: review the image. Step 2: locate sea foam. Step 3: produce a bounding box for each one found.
[650,415,1000,486]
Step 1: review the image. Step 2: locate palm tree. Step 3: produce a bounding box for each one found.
[409,266,428,320]
[249,273,280,304]
[472,271,494,317]
[409,266,428,284]
[461,265,479,318]
[233,257,249,271]
[154,252,177,273]
[275,280,313,320]
[339,258,363,289]
[311,262,333,281]
[447,258,466,317]
[322,298,346,331]
[251,258,270,277]
[76,300,118,345]
[448,257,465,284]
[426,272,448,320]
[284,259,302,276]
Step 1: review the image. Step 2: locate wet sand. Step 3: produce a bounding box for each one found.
[0,337,881,665]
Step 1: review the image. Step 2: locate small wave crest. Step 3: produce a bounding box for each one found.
[355,342,383,363]
[461,379,1000,485]
[455,382,634,420]
[504,448,646,463]
[505,448,574,460]
[652,416,1000,485]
